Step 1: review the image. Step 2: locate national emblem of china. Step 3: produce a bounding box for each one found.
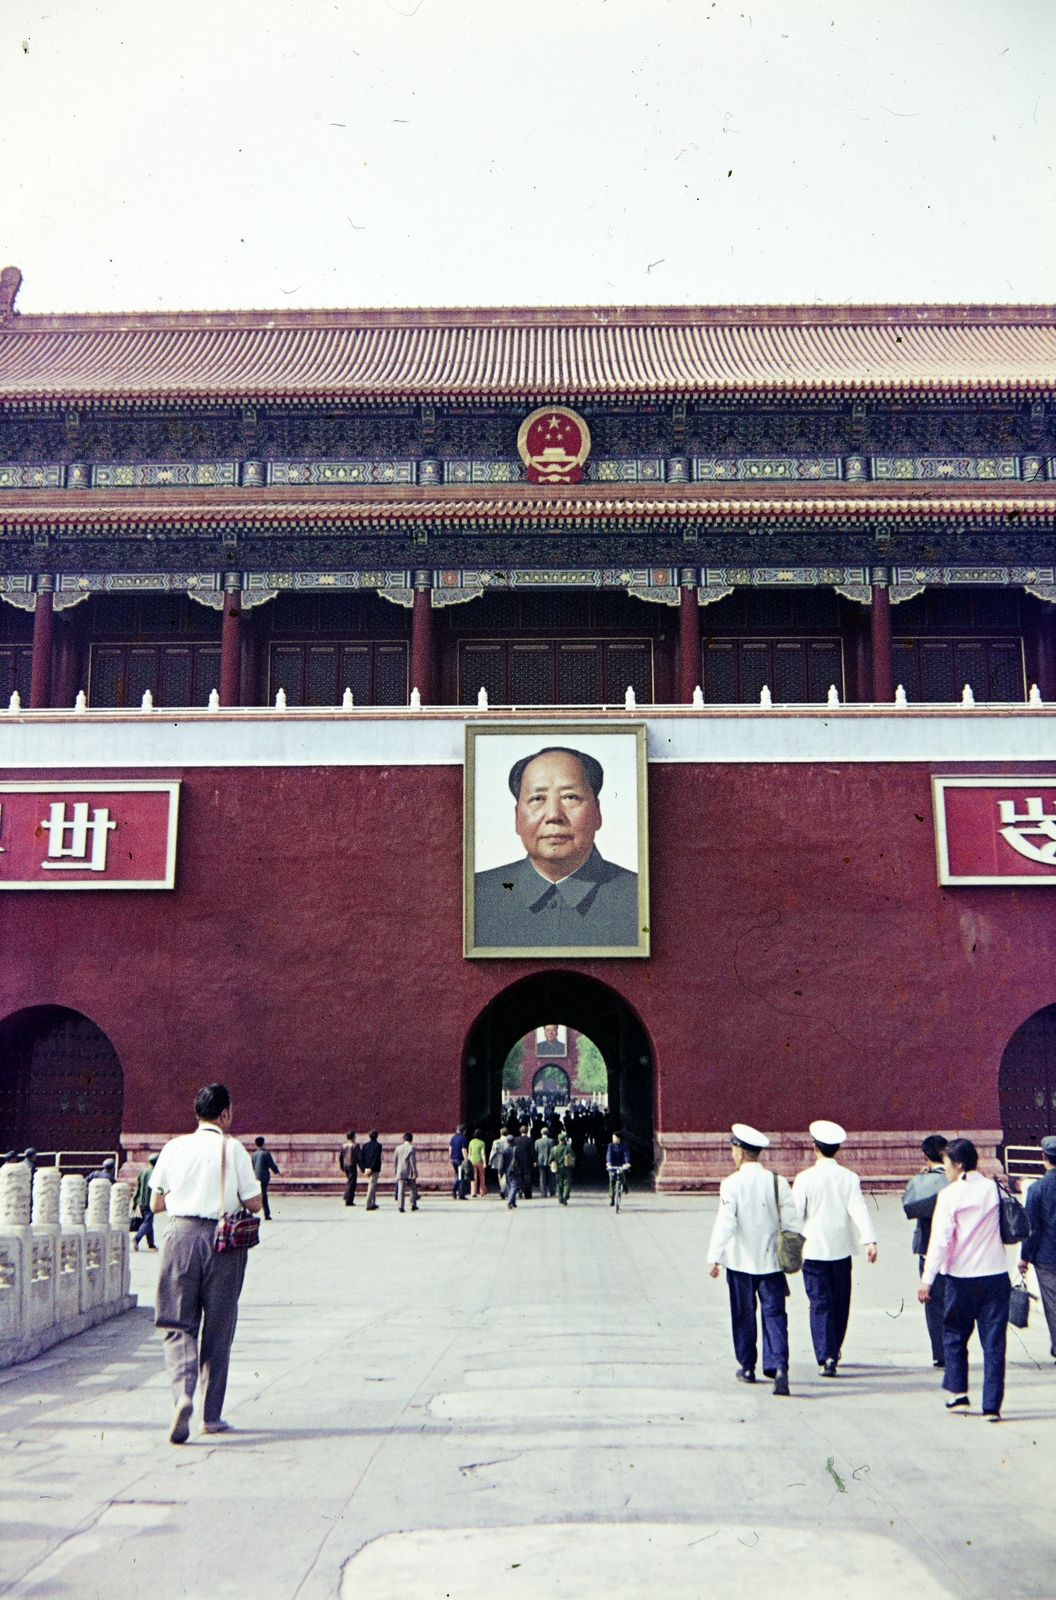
[517,406,592,484]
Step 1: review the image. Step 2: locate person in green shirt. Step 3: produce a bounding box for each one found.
[133,1155,159,1251]
[553,1133,576,1205]
[468,1129,488,1197]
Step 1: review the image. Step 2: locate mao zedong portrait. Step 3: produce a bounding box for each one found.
[474,746,639,948]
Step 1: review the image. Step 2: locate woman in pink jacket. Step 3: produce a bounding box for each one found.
[919,1138,1010,1421]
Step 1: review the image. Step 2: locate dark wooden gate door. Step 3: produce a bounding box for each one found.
[0,1006,123,1153]
[999,1003,1056,1147]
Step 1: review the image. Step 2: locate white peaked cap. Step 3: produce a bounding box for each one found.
[731,1123,770,1149]
[810,1119,847,1145]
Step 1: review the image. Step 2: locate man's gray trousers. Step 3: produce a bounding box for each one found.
[155,1216,248,1426]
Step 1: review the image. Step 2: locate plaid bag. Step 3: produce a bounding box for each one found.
[213,1137,260,1253]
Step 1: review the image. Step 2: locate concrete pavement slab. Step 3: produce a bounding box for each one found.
[0,1191,1053,1599]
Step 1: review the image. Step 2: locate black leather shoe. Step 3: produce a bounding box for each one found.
[735,1367,756,1384]
[762,1368,776,1379]
[945,1395,970,1410]
[933,1359,946,1369]
[772,1369,790,1396]
[822,1359,838,1377]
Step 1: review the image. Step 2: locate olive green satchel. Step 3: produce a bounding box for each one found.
[774,1171,806,1274]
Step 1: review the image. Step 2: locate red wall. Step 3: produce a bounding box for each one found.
[3,761,1054,1137]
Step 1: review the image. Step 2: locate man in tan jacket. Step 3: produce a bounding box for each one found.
[394,1133,419,1212]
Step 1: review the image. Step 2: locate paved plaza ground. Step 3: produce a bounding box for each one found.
[0,1187,1055,1599]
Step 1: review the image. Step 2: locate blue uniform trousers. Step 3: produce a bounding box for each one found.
[726,1269,789,1373]
[942,1272,1010,1414]
[802,1257,853,1365]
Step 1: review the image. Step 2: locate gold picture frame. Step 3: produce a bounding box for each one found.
[463,721,649,959]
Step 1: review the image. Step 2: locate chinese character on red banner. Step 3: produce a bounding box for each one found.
[0,783,179,890]
[933,778,1056,885]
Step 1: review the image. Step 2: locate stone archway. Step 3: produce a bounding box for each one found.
[531,1063,572,1102]
[0,1005,124,1153]
[998,1001,1056,1149]
[461,971,654,1175]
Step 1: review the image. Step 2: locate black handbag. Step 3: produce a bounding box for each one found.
[995,1179,1031,1246]
[1009,1277,1033,1329]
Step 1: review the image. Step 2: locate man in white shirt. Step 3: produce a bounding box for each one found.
[149,1083,262,1443]
[707,1124,800,1396]
[792,1119,877,1377]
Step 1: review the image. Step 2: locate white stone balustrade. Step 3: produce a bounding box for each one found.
[32,1168,60,1224]
[0,1161,32,1227]
[85,1176,112,1225]
[0,1166,137,1368]
[59,1173,86,1226]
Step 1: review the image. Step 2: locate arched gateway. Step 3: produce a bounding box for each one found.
[0,1006,124,1154]
[999,1002,1056,1149]
[462,972,654,1175]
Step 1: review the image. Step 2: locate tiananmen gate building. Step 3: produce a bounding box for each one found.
[1,267,1055,1188]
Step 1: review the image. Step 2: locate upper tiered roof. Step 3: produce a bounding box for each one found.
[2,302,1055,409]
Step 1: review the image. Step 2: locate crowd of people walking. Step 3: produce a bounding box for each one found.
[20,1082,1047,1445]
[706,1119,1042,1422]
[334,1102,620,1213]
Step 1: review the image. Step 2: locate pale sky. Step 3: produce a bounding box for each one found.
[2,0,1053,314]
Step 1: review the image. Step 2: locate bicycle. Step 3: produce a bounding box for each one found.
[609,1164,630,1212]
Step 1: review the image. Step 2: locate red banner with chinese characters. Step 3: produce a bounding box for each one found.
[0,783,179,889]
[932,777,1056,886]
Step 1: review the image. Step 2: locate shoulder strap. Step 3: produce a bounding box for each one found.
[219,1135,228,1219]
[773,1169,782,1235]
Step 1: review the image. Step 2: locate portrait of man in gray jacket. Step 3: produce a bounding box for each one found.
[471,743,641,952]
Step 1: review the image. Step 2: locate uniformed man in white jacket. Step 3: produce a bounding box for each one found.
[792,1119,878,1377]
[707,1124,800,1396]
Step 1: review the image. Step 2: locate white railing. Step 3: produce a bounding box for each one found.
[1005,1145,1048,1179]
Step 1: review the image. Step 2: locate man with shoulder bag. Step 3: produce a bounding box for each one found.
[149,1083,262,1444]
[902,1135,949,1367]
[707,1124,802,1397]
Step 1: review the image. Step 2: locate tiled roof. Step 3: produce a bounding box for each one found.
[0,482,1050,527]
[1,305,1054,407]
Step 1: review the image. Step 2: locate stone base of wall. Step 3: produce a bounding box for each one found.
[120,1134,455,1195]
[0,1294,138,1371]
[123,1130,1004,1196]
[655,1130,1004,1193]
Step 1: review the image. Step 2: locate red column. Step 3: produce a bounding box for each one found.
[220,586,243,707]
[679,574,701,704]
[411,575,434,704]
[870,574,894,703]
[29,579,54,709]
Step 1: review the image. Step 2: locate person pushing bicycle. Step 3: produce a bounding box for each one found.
[606,1130,631,1207]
